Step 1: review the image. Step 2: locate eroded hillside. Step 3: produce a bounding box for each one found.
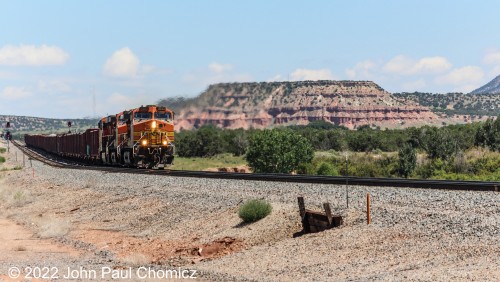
[173,80,439,130]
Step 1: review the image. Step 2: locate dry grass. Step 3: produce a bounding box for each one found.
[173,153,246,171]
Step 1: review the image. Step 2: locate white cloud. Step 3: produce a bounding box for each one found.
[382,55,414,74]
[383,55,451,75]
[413,57,452,74]
[103,47,140,78]
[436,66,485,92]
[290,68,335,81]
[0,44,68,66]
[346,60,377,79]
[483,51,500,65]
[0,86,32,99]
[208,62,233,73]
[437,66,484,85]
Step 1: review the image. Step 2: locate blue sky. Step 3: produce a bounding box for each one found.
[1,0,500,118]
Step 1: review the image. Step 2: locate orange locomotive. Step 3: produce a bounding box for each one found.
[99,105,175,168]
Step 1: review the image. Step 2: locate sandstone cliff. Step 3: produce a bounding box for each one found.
[173,80,439,130]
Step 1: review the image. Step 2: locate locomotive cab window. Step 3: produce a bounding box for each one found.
[154,111,172,121]
[134,112,152,120]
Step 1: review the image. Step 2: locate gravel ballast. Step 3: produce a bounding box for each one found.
[0,144,498,281]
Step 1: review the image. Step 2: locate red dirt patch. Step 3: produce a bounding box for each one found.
[73,229,244,265]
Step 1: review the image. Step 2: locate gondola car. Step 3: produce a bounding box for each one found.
[25,105,175,169]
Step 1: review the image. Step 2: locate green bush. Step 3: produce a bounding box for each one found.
[316,162,339,176]
[245,129,314,173]
[238,199,272,223]
[0,156,5,163]
[0,148,6,153]
[398,143,417,178]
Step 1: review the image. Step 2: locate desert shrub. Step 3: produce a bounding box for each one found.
[316,162,339,176]
[337,153,397,178]
[296,162,316,175]
[0,148,6,153]
[238,199,272,223]
[0,156,5,163]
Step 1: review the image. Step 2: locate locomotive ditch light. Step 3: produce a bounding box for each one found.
[142,139,148,146]
[162,140,167,145]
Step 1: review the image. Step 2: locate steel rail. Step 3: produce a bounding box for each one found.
[11,140,499,192]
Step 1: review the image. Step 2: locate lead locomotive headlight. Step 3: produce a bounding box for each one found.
[152,121,157,129]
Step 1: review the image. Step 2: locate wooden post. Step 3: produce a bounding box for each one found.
[367,193,371,225]
[298,197,306,219]
[323,203,333,225]
[297,196,311,233]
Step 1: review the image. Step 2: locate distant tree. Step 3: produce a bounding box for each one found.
[476,116,500,151]
[221,129,249,156]
[492,116,500,151]
[245,129,313,173]
[424,128,457,160]
[398,143,417,178]
[176,125,222,157]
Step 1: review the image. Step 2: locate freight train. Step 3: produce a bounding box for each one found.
[24,105,175,169]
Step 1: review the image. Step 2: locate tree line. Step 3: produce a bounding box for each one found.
[175,117,500,179]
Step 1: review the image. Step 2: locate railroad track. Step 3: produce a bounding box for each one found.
[11,140,500,192]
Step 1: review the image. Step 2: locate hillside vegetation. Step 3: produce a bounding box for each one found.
[393,92,500,116]
[0,115,99,139]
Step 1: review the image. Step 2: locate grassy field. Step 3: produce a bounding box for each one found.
[172,153,247,171]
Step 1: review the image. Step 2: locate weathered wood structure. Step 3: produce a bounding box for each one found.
[298,196,343,233]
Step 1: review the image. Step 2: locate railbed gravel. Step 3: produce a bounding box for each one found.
[3,154,499,281]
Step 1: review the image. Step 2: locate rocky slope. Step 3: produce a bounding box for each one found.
[471,74,500,94]
[173,80,439,130]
